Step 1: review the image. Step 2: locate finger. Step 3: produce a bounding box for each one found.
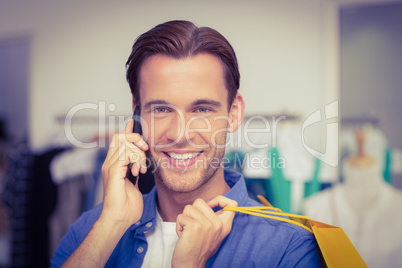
[104,148,144,182]
[104,141,132,174]
[139,157,147,174]
[114,140,146,168]
[132,175,140,190]
[176,214,198,238]
[124,119,149,150]
[182,203,209,223]
[124,119,134,134]
[176,214,190,238]
[128,150,147,174]
[105,132,136,162]
[131,162,139,177]
[208,195,238,209]
[192,198,216,219]
[104,134,119,162]
[128,150,146,164]
[105,142,145,174]
[126,133,149,151]
[208,196,237,225]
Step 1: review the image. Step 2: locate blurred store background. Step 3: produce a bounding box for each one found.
[0,0,401,267]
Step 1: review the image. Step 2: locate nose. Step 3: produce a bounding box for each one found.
[164,112,211,147]
[165,111,187,145]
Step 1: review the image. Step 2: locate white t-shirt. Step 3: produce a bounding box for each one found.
[142,210,179,267]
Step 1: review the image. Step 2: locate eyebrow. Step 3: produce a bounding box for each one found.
[143,100,170,110]
[143,99,222,110]
[191,99,222,108]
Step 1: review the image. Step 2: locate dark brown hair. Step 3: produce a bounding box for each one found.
[126,20,240,109]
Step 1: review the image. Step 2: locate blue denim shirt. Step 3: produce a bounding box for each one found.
[51,170,322,267]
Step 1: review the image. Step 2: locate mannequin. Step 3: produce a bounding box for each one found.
[303,129,402,268]
[343,130,382,213]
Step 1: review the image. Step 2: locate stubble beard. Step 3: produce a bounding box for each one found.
[146,136,227,194]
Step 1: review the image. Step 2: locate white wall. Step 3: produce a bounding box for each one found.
[0,0,339,153]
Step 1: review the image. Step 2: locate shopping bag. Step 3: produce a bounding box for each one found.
[223,196,367,268]
[309,219,367,268]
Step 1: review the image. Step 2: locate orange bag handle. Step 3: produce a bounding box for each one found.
[223,195,313,233]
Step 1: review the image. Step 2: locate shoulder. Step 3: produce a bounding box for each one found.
[219,197,321,267]
[71,203,103,236]
[232,198,315,243]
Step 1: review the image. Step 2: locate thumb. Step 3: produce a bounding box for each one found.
[208,196,237,233]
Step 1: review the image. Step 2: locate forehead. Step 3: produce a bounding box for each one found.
[139,53,228,108]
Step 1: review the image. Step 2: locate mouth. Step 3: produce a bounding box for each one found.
[163,151,202,169]
[165,152,201,161]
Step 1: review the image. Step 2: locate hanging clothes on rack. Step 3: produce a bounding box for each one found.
[303,130,402,267]
[1,141,68,267]
[1,141,33,267]
[48,147,104,257]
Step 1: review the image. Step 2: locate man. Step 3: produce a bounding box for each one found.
[51,20,321,267]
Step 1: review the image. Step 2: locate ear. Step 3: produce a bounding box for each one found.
[228,93,245,133]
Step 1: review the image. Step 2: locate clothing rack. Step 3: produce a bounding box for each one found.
[341,116,379,127]
[55,115,103,124]
[243,113,299,122]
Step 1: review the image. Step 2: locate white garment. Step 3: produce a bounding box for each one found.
[303,162,402,268]
[50,147,99,184]
[142,210,179,268]
[238,120,316,181]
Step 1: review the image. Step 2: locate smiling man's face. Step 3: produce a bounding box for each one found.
[139,53,239,193]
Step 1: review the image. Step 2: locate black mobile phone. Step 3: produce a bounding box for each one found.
[127,107,155,193]
[127,106,142,185]
[132,106,142,135]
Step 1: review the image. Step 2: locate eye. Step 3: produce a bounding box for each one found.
[195,107,210,113]
[153,107,170,114]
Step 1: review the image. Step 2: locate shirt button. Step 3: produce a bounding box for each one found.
[137,247,144,254]
[135,221,141,226]
[145,222,153,228]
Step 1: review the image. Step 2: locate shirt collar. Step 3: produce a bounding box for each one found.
[222,169,250,206]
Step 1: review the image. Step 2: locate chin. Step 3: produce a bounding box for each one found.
[155,168,207,193]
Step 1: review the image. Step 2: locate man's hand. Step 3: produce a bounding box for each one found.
[99,119,149,227]
[172,196,238,268]
[62,119,149,267]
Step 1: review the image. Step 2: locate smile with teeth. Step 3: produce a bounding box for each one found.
[166,152,201,161]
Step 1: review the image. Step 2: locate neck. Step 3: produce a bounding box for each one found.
[155,168,230,222]
[348,154,375,167]
[343,160,383,211]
